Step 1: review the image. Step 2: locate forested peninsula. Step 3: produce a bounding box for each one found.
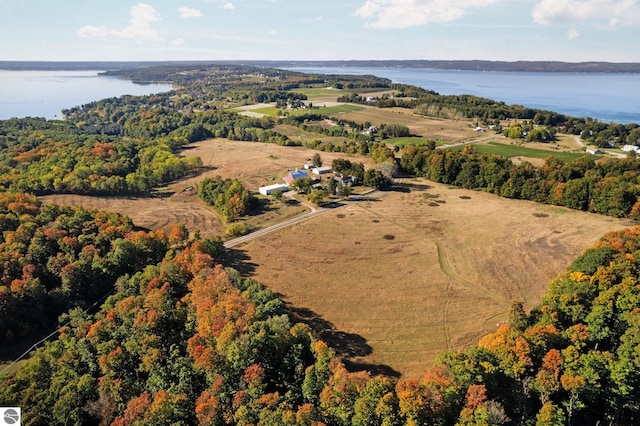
[3,64,640,425]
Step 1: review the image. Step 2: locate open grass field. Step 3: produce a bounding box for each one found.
[289,87,347,99]
[246,104,365,117]
[450,141,593,163]
[336,108,478,142]
[235,180,635,378]
[289,86,400,103]
[40,139,374,238]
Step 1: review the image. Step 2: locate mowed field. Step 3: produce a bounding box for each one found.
[40,139,374,237]
[336,108,478,142]
[235,180,635,378]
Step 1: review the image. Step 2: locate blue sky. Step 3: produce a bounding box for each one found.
[2,0,640,62]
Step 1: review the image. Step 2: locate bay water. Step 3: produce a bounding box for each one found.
[1,67,639,124]
[284,66,640,124]
[0,70,172,120]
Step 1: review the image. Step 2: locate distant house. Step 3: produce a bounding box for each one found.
[312,166,332,175]
[622,145,640,152]
[473,126,485,132]
[364,125,378,135]
[259,183,289,196]
[586,148,604,155]
[283,169,308,185]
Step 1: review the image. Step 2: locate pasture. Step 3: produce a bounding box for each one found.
[450,141,593,163]
[236,180,634,377]
[336,108,478,142]
[244,104,365,117]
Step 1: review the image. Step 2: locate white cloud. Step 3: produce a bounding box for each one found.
[77,4,161,42]
[171,38,186,45]
[112,3,161,42]
[354,0,502,29]
[222,2,235,10]
[178,7,204,18]
[77,25,108,38]
[567,27,580,39]
[532,0,640,26]
[269,29,278,35]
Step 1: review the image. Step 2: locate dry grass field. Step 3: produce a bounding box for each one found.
[235,179,635,378]
[336,108,477,142]
[40,139,373,237]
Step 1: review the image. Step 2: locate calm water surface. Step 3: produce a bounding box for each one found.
[2,68,638,124]
[285,66,640,124]
[0,70,172,120]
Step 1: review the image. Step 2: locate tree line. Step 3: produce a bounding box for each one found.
[399,145,640,219]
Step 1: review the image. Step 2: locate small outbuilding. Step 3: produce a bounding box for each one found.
[312,166,332,175]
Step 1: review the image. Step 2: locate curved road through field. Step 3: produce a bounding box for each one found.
[223,189,387,248]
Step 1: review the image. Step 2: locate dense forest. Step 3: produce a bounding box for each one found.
[4,64,640,424]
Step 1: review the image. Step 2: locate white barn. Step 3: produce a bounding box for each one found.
[312,166,332,175]
[259,183,289,196]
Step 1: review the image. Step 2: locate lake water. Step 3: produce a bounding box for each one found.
[0,70,173,120]
[2,67,639,124]
[284,66,640,124]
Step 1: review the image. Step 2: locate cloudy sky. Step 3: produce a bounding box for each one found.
[1,0,640,62]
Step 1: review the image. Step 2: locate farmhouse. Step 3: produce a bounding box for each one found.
[312,166,332,175]
[622,145,640,152]
[334,175,357,186]
[283,169,308,185]
[259,183,289,196]
[363,126,378,135]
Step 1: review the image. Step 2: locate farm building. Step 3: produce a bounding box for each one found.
[259,184,289,196]
[586,148,604,155]
[334,175,357,186]
[283,169,308,185]
[622,145,640,152]
[312,166,332,175]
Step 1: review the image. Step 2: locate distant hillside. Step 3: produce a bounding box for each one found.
[3,60,640,73]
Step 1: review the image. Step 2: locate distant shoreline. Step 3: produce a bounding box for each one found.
[2,60,640,73]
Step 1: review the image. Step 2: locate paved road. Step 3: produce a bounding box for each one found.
[224,188,387,248]
[224,208,327,248]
